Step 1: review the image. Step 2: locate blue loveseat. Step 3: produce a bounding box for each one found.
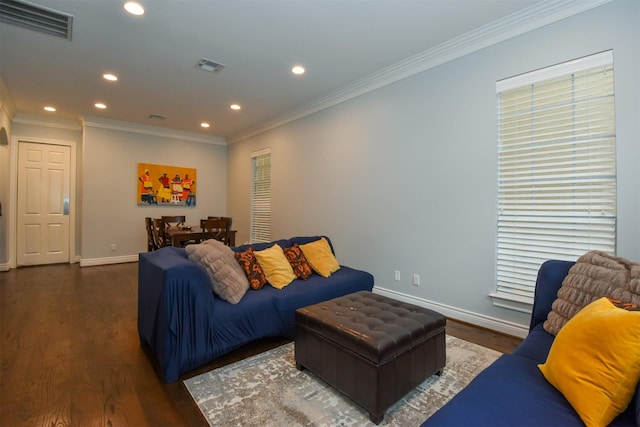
[138,235,374,383]
[423,259,639,427]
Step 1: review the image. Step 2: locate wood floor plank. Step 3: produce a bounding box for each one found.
[0,262,522,426]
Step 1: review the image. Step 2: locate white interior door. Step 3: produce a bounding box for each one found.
[17,142,71,266]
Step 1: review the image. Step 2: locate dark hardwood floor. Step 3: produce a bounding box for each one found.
[0,262,522,426]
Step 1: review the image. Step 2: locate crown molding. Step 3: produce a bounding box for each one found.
[81,116,227,146]
[228,0,614,143]
[12,113,82,131]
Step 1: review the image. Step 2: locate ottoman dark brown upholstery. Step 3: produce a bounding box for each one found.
[294,290,446,424]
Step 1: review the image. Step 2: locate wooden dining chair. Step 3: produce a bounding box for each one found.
[145,217,162,251]
[209,216,235,246]
[159,215,186,246]
[208,216,233,230]
[153,218,167,248]
[200,217,232,245]
[161,215,186,229]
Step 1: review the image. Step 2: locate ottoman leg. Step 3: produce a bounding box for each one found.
[296,363,305,371]
[370,411,384,425]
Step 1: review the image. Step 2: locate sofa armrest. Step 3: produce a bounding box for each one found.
[138,246,216,382]
[529,260,575,331]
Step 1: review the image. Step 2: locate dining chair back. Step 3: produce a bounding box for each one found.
[208,216,233,230]
[159,215,186,246]
[153,218,167,248]
[160,215,186,229]
[145,217,161,251]
[200,217,232,245]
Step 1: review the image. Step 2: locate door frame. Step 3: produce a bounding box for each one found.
[9,135,77,269]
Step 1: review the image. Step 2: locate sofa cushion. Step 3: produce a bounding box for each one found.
[511,323,554,364]
[544,251,640,335]
[423,354,587,427]
[185,239,249,304]
[276,266,375,338]
[254,244,297,289]
[538,297,640,427]
[299,237,340,278]
[234,248,267,290]
[283,244,313,280]
[232,239,291,253]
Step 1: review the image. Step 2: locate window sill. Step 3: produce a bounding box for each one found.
[489,293,533,314]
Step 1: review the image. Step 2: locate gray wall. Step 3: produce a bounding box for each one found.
[227,1,640,334]
[81,123,228,263]
[5,118,227,265]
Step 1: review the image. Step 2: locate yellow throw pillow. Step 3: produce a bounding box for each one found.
[538,297,640,427]
[299,237,340,278]
[253,244,296,289]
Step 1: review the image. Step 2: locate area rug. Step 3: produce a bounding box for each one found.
[184,335,501,426]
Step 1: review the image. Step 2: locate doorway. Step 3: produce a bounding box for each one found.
[16,141,72,266]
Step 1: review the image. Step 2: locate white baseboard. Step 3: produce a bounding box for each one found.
[0,255,100,270]
[373,286,529,339]
[79,254,139,267]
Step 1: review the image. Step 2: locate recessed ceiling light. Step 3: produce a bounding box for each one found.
[200,122,210,128]
[44,106,56,112]
[95,102,107,109]
[124,1,145,16]
[230,104,241,111]
[292,65,305,75]
[103,73,118,81]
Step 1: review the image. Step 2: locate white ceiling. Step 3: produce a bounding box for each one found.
[1,0,579,142]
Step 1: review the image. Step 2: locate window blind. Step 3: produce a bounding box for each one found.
[251,149,271,243]
[493,51,616,308]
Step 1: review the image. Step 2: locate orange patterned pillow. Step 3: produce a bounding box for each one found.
[283,244,313,280]
[234,248,267,290]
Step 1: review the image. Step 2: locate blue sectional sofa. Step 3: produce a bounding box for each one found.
[138,236,374,383]
[423,259,639,427]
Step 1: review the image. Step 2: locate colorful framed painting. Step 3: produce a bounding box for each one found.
[137,163,197,206]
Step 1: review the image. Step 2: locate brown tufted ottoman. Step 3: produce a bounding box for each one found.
[294,290,446,424]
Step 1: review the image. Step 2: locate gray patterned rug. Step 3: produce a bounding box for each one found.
[184,335,501,426]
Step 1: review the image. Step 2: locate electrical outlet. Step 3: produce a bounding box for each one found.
[394,271,401,281]
[413,274,420,286]
[111,243,117,251]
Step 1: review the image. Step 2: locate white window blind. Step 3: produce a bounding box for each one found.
[493,51,616,310]
[251,149,271,243]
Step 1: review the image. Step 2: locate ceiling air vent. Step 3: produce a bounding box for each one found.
[0,0,73,40]
[195,58,226,73]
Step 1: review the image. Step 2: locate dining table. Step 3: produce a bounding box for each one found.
[165,226,236,247]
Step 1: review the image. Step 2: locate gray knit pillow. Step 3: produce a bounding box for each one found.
[186,239,249,304]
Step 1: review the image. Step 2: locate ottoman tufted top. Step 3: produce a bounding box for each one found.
[295,290,446,365]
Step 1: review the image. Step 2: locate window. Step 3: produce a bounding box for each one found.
[250,149,271,243]
[492,51,616,312]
